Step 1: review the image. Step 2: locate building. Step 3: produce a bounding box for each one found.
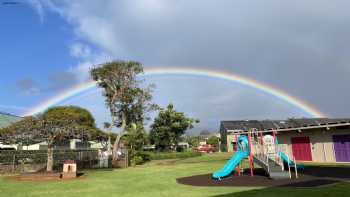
[220,118,350,163]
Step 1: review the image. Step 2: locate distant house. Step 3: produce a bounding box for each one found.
[89,141,105,149]
[21,141,48,150]
[18,140,99,151]
[0,142,17,150]
[220,118,350,163]
[178,142,190,149]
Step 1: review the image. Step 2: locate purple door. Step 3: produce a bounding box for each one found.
[333,135,350,162]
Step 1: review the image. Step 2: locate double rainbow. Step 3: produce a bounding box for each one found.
[23,67,326,117]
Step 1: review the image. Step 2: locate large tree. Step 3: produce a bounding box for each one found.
[90,60,157,160]
[0,106,105,172]
[149,104,199,151]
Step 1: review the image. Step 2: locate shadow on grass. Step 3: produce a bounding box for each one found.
[83,168,114,172]
[210,181,348,197]
[302,166,350,179]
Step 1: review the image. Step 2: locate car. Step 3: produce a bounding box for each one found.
[194,144,217,153]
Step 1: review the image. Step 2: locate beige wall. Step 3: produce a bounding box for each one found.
[278,129,350,163]
[227,134,234,152]
[227,133,240,152]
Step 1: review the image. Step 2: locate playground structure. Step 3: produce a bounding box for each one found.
[213,129,302,180]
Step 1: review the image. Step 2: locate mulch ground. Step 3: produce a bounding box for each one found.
[177,166,350,188]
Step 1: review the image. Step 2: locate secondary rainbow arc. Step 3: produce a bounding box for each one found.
[23,67,326,117]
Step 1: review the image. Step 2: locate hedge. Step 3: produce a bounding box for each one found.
[143,151,202,160]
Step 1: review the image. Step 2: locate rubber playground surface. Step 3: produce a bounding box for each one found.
[177,166,350,188]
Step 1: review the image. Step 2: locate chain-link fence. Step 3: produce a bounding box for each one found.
[0,149,112,173]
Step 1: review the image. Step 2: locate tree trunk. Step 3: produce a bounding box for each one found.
[107,136,111,153]
[46,144,54,172]
[112,111,127,161]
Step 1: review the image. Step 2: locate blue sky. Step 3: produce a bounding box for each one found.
[0,2,76,110]
[1,1,350,133]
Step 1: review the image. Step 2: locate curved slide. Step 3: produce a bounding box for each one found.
[277,151,304,169]
[275,138,304,169]
[212,135,249,179]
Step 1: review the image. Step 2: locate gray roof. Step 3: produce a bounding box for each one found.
[221,118,350,131]
[0,112,22,128]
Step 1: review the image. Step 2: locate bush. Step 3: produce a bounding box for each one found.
[131,156,144,166]
[207,136,219,146]
[143,151,201,160]
[176,146,184,152]
[130,151,151,166]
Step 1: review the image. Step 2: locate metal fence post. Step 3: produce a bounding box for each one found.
[12,154,15,172]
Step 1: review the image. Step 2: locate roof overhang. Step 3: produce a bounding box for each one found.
[227,122,350,134]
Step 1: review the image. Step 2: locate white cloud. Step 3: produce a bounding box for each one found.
[68,51,113,82]
[69,42,92,59]
[35,0,350,119]
[26,0,45,23]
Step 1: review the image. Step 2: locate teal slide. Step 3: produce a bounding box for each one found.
[277,151,304,169]
[275,137,304,169]
[278,151,295,165]
[212,135,249,179]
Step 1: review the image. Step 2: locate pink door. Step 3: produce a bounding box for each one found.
[291,137,312,161]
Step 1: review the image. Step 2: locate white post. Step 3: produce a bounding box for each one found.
[287,154,291,179]
[266,154,269,173]
[294,156,298,179]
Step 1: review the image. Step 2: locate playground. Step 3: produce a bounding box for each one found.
[178,131,350,188]
[0,153,349,197]
[212,131,304,181]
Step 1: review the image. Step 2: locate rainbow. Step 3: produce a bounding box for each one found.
[23,67,326,117]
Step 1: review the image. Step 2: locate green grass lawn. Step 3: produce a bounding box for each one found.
[0,152,349,197]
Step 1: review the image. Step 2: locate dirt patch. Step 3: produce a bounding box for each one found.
[154,159,179,165]
[176,168,345,188]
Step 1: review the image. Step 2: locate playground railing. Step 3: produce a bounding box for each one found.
[275,145,284,171]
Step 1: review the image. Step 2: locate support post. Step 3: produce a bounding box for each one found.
[234,133,240,176]
[247,130,254,177]
[287,154,291,179]
[273,131,277,162]
[294,156,298,179]
[234,133,238,151]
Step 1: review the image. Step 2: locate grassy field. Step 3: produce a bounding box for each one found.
[0,152,349,197]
